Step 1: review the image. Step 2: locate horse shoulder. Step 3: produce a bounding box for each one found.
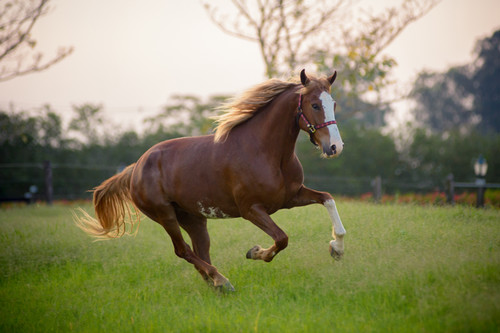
[281,153,305,198]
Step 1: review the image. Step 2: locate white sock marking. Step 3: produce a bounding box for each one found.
[324,199,346,237]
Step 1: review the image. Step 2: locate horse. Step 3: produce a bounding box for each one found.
[76,69,346,292]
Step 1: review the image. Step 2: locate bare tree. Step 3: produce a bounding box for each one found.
[201,0,440,78]
[0,0,73,82]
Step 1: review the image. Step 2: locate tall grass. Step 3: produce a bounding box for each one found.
[1,202,499,332]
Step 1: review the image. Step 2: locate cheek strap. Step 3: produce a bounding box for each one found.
[296,94,337,146]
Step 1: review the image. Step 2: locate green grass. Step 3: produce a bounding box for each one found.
[1,201,499,332]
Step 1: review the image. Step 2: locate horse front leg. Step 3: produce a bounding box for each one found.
[242,204,288,262]
[285,186,346,260]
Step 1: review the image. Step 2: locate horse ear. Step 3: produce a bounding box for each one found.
[300,69,310,86]
[328,71,337,85]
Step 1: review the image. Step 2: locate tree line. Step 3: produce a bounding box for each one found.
[1,108,498,200]
[1,0,499,201]
[0,42,500,198]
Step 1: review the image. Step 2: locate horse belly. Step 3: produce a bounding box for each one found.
[162,143,239,218]
[172,178,240,219]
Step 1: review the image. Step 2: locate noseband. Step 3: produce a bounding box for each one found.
[296,94,337,146]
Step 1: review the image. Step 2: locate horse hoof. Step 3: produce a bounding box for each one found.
[329,242,343,261]
[215,281,236,293]
[246,245,261,259]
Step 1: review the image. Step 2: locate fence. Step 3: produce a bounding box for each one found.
[1,162,497,207]
[445,173,500,207]
[0,162,119,204]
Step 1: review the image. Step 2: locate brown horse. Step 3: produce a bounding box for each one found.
[76,69,346,292]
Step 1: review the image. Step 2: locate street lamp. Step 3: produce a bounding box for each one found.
[474,155,488,207]
[474,155,488,178]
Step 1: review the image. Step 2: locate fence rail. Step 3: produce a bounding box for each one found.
[445,174,500,207]
[1,163,498,207]
[0,161,120,204]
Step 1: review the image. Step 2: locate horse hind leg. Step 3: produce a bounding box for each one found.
[176,211,215,285]
[152,205,235,292]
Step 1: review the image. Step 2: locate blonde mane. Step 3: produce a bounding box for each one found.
[213,78,299,142]
[213,74,332,142]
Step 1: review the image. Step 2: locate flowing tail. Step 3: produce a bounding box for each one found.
[75,163,140,239]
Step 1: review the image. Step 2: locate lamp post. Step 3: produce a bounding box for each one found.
[474,155,488,207]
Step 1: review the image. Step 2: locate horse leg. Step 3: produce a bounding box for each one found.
[176,210,213,284]
[243,204,288,262]
[152,206,235,292]
[285,186,346,260]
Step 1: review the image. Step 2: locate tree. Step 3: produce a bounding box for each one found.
[314,41,396,127]
[401,129,500,185]
[0,0,73,82]
[144,95,228,137]
[202,0,347,78]
[295,123,401,194]
[202,0,439,126]
[69,104,107,146]
[472,29,500,132]
[409,67,476,133]
[0,105,66,163]
[36,104,63,148]
[202,0,438,79]
[410,29,500,133]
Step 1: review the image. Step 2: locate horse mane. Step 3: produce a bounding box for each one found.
[213,78,299,142]
[213,74,332,142]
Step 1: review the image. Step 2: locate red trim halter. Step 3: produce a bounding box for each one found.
[297,94,337,140]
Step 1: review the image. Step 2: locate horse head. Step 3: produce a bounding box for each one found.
[298,69,344,158]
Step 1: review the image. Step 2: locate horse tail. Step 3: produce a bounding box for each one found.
[75,163,140,240]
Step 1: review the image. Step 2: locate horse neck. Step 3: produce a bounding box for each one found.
[246,88,300,162]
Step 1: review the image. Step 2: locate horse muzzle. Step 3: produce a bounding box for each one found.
[322,142,344,158]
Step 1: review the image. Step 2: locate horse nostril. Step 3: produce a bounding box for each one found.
[331,144,337,153]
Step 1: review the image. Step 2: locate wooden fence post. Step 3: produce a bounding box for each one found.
[372,176,382,203]
[44,161,53,205]
[445,173,455,205]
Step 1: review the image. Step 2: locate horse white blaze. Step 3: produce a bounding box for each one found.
[319,91,343,155]
[324,199,346,253]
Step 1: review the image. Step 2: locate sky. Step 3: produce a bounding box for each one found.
[0,0,499,131]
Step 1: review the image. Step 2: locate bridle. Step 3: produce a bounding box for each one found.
[296,94,337,146]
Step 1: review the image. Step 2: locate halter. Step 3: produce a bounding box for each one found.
[296,94,337,146]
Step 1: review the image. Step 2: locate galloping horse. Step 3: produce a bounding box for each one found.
[76,69,346,292]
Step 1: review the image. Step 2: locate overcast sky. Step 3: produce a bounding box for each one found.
[0,0,499,130]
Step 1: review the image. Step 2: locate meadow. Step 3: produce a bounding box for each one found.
[0,201,499,332]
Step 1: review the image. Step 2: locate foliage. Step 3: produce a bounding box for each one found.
[202,0,439,126]
[1,99,500,200]
[0,106,169,200]
[399,128,500,186]
[472,29,500,132]
[410,68,476,132]
[0,0,73,81]
[359,190,500,208]
[410,29,500,133]
[296,123,401,194]
[69,104,107,146]
[202,0,349,78]
[2,26,500,200]
[314,42,396,127]
[202,0,438,79]
[1,202,499,331]
[0,105,67,163]
[144,94,228,137]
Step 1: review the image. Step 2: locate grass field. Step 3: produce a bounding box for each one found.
[1,201,499,332]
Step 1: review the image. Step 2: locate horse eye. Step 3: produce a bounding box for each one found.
[312,104,320,110]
